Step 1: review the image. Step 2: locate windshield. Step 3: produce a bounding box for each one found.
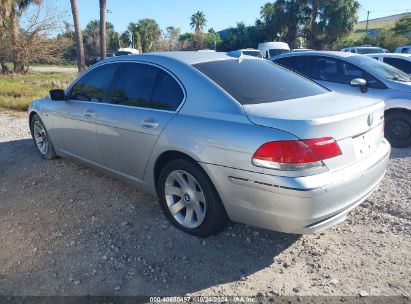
[269,49,290,57]
[351,55,411,82]
[356,47,385,54]
[242,51,262,58]
[193,59,327,105]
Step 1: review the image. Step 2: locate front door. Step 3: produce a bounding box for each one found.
[311,56,386,99]
[49,63,121,165]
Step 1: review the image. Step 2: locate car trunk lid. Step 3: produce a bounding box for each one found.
[243,92,385,170]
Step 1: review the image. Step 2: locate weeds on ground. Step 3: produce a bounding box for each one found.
[0,72,76,111]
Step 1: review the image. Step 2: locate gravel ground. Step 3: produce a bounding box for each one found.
[0,109,410,297]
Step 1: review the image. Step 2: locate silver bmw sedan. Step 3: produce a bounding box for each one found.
[28,52,390,237]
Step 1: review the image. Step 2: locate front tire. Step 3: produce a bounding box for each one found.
[385,111,411,148]
[30,114,58,160]
[157,159,228,237]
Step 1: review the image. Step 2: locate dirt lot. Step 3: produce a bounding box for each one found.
[0,109,410,297]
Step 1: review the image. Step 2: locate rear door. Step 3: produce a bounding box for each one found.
[49,63,121,164]
[95,62,185,180]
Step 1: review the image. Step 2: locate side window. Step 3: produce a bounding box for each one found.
[342,62,363,78]
[401,48,409,54]
[110,63,159,107]
[342,62,385,89]
[384,58,411,74]
[275,56,308,76]
[150,71,184,111]
[69,64,120,102]
[312,57,340,82]
[351,49,356,53]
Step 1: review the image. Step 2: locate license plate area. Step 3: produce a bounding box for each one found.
[352,126,381,159]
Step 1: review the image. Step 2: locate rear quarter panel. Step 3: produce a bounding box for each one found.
[143,113,301,185]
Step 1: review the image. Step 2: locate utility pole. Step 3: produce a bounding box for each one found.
[365,10,370,34]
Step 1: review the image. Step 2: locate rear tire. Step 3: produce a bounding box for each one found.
[30,114,58,160]
[157,159,228,237]
[385,111,411,148]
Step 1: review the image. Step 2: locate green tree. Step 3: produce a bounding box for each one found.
[128,19,161,52]
[392,16,411,36]
[257,0,309,48]
[190,11,207,33]
[119,31,131,48]
[108,30,120,53]
[83,20,118,58]
[166,26,180,40]
[307,0,360,49]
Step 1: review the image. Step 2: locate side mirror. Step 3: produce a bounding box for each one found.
[350,78,368,93]
[49,89,65,101]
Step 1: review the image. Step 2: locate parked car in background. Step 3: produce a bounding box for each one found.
[28,52,389,236]
[395,45,411,54]
[341,46,388,54]
[236,48,263,58]
[115,48,140,56]
[366,53,411,75]
[272,51,411,147]
[258,42,290,58]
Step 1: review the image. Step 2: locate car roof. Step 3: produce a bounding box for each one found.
[272,50,359,59]
[102,51,255,65]
[344,46,383,49]
[366,53,411,58]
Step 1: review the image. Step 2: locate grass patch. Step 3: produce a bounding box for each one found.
[0,72,77,111]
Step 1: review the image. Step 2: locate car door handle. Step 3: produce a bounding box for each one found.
[83,110,95,117]
[140,119,159,129]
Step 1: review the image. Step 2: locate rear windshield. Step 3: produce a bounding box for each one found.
[242,51,262,58]
[193,59,327,105]
[269,49,290,57]
[356,48,384,54]
[115,51,132,56]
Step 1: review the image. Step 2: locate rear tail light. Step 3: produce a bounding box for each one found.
[252,137,342,171]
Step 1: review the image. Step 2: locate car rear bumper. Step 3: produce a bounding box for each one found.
[201,139,391,234]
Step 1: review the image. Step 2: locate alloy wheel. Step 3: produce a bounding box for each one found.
[164,170,207,229]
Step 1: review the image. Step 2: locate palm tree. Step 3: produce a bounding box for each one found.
[70,0,85,72]
[190,11,207,33]
[0,0,11,73]
[99,0,106,58]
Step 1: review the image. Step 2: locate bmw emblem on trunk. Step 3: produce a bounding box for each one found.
[367,113,374,127]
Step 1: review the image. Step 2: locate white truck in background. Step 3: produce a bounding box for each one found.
[258,42,290,59]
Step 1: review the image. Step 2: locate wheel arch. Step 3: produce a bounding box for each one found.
[153,150,203,193]
[28,110,39,132]
[385,107,411,116]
